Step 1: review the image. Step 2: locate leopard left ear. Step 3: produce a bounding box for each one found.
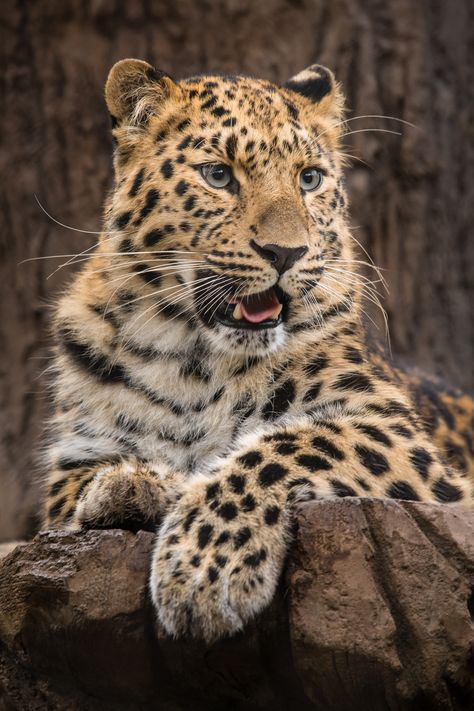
[284,64,343,117]
[105,58,181,127]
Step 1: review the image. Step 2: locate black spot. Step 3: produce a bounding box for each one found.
[334,372,374,393]
[258,462,288,487]
[212,106,229,118]
[197,523,214,549]
[177,119,191,132]
[134,264,162,287]
[215,531,230,546]
[222,117,237,127]
[409,447,433,481]
[116,211,132,228]
[344,346,363,364]
[225,134,238,161]
[318,421,342,434]
[262,380,296,421]
[48,496,67,520]
[228,474,246,494]
[312,435,344,460]
[356,477,371,492]
[331,479,357,497]
[444,439,468,472]
[244,549,267,568]
[49,478,66,497]
[143,228,164,247]
[208,566,219,583]
[238,450,263,469]
[139,188,160,220]
[190,554,201,567]
[234,527,252,549]
[284,100,299,120]
[264,506,280,525]
[296,454,332,473]
[368,400,410,418]
[161,159,174,179]
[389,424,413,439]
[206,482,221,501]
[241,494,256,512]
[287,476,311,490]
[58,330,126,385]
[184,195,196,212]
[201,95,218,110]
[156,128,168,143]
[432,478,463,503]
[214,554,227,569]
[184,507,199,532]
[303,382,322,403]
[129,167,145,197]
[264,431,297,443]
[276,442,298,456]
[355,445,390,476]
[175,180,189,196]
[217,502,238,521]
[354,423,392,447]
[119,238,134,253]
[57,456,113,471]
[387,481,420,501]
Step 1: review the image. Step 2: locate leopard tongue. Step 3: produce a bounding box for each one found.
[240,290,282,323]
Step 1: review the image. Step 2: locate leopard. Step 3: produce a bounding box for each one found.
[43,58,474,642]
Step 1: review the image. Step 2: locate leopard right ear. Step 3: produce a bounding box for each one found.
[105,59,181,127]
[284,64,344,120]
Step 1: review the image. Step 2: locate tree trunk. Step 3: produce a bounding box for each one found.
[1,0,472,540]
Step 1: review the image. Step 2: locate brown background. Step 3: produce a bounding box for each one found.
[1,0,472,542]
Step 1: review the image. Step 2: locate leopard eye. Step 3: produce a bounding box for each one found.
[300,167,324,192]
[200,163,233,188]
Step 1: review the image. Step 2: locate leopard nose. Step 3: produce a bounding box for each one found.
[250,240,308,275]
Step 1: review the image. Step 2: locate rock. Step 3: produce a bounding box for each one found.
[0,499,473,710]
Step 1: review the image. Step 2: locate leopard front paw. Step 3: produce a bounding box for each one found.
[72,460,168,532]
[150,504,285,642]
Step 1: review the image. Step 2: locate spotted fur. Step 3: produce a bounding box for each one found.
[43,59,474,642]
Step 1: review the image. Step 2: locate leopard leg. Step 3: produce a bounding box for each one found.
[151,415,472,641]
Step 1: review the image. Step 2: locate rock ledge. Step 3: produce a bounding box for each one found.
[0,499,473,710]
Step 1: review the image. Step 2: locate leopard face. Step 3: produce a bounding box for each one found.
[104,60,355,357]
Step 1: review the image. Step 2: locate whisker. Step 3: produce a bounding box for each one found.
[339,128,402,140]
[34,195,111,236]
[105,272,229,317]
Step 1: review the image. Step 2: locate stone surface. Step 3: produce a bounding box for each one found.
[0,499,473,710]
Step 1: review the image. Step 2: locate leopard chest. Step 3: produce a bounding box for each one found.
[107,353,268,473]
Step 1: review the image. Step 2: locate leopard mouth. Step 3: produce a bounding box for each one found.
[214,286,288,330]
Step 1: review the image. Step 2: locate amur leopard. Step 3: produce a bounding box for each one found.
[43,59,474,642]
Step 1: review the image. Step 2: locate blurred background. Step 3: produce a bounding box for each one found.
[1,0,472,542]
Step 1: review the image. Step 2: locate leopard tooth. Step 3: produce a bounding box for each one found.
[270,303,283,319]
[233,303,243,320]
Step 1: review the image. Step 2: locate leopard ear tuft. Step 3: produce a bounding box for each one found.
[105,58,179,126]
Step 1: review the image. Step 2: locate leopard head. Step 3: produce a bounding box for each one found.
[102,59,356,357]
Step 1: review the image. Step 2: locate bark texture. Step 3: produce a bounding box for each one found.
[0,499,473,710]
[1,1,473,541]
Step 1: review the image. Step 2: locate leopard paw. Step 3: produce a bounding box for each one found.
[150,498,286,641]
[72,460,168,532]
